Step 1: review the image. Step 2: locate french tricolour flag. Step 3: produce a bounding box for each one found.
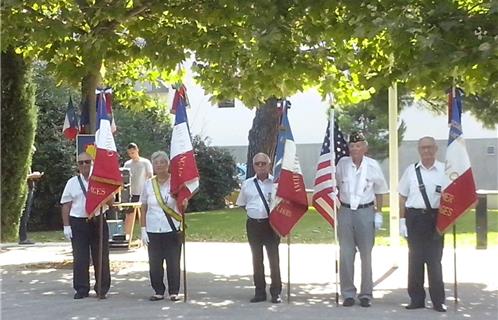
[170,85,199,214]
[62,96,79,140]
[437,87,478,234]
[269,101,308,237]
[85,89,122,217]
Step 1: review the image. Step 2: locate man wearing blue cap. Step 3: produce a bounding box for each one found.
[336,131,388,308]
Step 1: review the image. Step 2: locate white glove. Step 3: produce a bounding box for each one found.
[63,225,72,240]
[141,227,149,246]
[399,218,408,237]
[374,212,383,230]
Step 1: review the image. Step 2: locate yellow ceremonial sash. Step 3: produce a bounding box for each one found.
[151,176,183,222]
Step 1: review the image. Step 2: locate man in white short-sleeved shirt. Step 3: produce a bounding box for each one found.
[398,136,447,312]
[335,131,388,308]
[236,152,282,304]
[60,152,110,300]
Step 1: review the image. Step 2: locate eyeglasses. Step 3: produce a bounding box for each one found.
[254,161,268,166]
[77,160,92,165]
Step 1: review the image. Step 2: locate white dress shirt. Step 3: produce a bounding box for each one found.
[140,177,181,233]
[336,156,388,209]
[236,175,273,219]
[60,174,90,218]
[399,160,446,209]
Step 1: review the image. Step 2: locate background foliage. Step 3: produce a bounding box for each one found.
[1,48,38,241]
[189,137,239,212]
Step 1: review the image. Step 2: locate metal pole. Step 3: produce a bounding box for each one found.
[388,84,400,264]
[182,215,187,302]
[453,225,458,308]
[287,234,291,303]
[98,207,103,300]
[333,206,339,306]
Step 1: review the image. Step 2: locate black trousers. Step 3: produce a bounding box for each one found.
[70,216,110,296]
[147,231,182,296]
[19,182,35,242]
[246,218,282,298]
[406,208,445,306]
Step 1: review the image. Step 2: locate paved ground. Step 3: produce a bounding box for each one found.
[1,242,497,320]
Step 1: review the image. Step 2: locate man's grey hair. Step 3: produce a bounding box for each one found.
[418,136,437,146]
[252,152,271,164]
[151,151,170,163]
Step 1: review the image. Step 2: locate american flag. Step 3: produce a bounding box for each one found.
[312,109,349,226]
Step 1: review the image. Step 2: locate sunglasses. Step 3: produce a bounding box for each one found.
[254,161,268,166]
[77,160,92,165]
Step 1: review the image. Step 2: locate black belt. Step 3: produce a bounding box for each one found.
[341,201,375,209]
[248,217,269,223]
[407,208,438,214]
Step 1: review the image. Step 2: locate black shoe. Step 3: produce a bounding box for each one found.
[271,295,282,304]
[433,304,447,312]
[19,239,35,245]
[360,298,371,307]
[250,296,266,303]
[149,294,164,301]
[74,292,89,299]
[405,303,425,310]
[342,297,355,307]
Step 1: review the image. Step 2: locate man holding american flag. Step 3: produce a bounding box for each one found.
[336,131,388,308]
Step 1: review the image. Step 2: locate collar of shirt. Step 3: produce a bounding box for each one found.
[251,174,274,183]
[416,161,438,171]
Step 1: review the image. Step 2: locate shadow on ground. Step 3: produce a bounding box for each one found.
[1,262,496,320]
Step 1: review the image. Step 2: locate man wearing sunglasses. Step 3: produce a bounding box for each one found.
[236,153,282,304]
[60,152,111,300]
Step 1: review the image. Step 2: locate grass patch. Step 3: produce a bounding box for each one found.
[27,208,498,247]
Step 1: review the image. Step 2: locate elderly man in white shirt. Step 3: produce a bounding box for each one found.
[399,136,447,312]
[236,152,282,304]
[336,132,388,308]
[60,152,110,300]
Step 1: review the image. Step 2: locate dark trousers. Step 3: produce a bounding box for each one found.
[246,218,282,298]
[147,232,182,296]
[70,216,110,296]
[406,208,445,306]
[19,182,35,242]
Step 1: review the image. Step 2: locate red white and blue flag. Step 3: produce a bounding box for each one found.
[62,96,79,140]
[85,89,122,217]
[96,88,116,133]
[312,109,349,227]
[269,101,308,237]
[437,87,478,234]
[170,85,200,214]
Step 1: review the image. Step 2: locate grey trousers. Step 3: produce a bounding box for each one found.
[337,206,375,300]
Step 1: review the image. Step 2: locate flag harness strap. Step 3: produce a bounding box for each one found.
[151,177,182,232]
[415,164,433,210]
[253,178,270,215]
[77,176,87,197]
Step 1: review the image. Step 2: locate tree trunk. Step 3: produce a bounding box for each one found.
[245,98,280,178]
[1,48,37,241]
[80,63,102,134]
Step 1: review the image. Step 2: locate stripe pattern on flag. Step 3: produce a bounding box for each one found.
[437,88,478,234]
[312,109,349,227]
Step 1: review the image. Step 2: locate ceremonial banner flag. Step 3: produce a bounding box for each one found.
[96,89,116,133]
[85,90,122,217]
[170,85,200,214]
[62,96,79,140]
[312,109,349,226]
[269,101,308,237]
[437,88,478,234]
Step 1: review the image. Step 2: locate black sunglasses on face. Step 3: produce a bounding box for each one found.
[78,160,92,165]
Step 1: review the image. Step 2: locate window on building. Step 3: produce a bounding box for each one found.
[487,146,496,155]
